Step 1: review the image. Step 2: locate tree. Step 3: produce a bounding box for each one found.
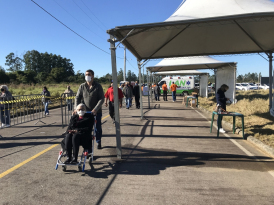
[5,52,23,71]
[0,66,10,83]
[50,67,66,83]
[117,68,124,82]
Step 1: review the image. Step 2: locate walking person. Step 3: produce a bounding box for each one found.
[133,81,140,109]
[216,84,229,133]
[0,85,13,128]
[170,82,178,102]
[154,83,161,101]
[75,69,105,149]
[41,86,50,115]
[63,85,74,111]
[122,82,133,109]
[162,81,168,101]
[105,82,123,123]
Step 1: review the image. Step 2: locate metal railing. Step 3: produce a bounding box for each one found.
[0,94,46,129]
[60,93,76,128]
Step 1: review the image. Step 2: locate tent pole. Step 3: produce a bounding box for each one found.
[108,34,122,159]
[138,60,143,120]
[147,69,150,109]
[269,52,273,112]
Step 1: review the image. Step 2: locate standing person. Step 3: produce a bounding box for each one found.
[216,84,229,133]
[41,86,50,115]
[122,82,133,109]
[162,81,168,101]
[105,82,123,123]
[133,81,140,109]
[63,85,74,111]
[170,82,178,102]
[75,69,105,149]
[0,85,13,127]
[154,83,161,101]
[129,83,134,107]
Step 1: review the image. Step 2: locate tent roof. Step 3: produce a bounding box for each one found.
[107,0,274,61]
[153,70,208,76]
[147,56,236,72]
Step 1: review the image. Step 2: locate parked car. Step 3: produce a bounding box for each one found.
[240,83,250,91]
[259,84,269,90]
[247,83,258,90]
[235,83,242,90]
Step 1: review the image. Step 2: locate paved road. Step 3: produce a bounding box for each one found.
[0,96,274,205]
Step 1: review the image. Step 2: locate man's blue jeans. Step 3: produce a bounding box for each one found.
[0,107,10,125]
[126,98,132,108]
[44,102,49,114]
[172,91,176,101]
[96,112,102,143]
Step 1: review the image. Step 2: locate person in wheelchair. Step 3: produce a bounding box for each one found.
[63,103,94,164]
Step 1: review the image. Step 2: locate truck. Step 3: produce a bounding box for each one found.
[157,76,195,95]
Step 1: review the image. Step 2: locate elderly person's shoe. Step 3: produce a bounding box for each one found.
[64,158,72,164]
[97,143,102,149]
[70,158,78,164]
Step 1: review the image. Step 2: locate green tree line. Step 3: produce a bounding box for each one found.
[1,50,144,85]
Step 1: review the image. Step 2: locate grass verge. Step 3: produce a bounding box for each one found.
[199,90,274,148]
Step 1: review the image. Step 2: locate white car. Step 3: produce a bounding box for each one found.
[247,83,258,90]
[240,83,250,91]
[259,84,269,90]
[235,83,242,90]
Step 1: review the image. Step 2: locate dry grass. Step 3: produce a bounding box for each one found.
[199,90,274,148]
[6,83,110,96]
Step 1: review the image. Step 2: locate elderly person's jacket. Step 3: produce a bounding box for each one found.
[66,113,94,138]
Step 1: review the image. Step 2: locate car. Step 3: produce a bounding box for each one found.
[259,84,269,90]
[247,83,258,90]
[240,83,250,91]
[236,83,242,90]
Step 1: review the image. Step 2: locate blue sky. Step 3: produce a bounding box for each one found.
[0,0,273,79]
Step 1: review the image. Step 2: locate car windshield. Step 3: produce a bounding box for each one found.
[236,84,241,86]
[249,83,255,86]
[241,84,248,86]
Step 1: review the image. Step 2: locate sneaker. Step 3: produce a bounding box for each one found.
[219,128,226,133]
[5,124,10,128]
[173,101,175,102]
[46,113,49,115]
[1,123,5,128]
[112,118,115,124]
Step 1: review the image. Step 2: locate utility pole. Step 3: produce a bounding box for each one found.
[124,47,126,81]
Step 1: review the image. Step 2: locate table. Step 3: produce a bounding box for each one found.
[185,96,198,107]
[210,111,245,139]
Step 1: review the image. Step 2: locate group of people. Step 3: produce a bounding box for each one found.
[119,81,140,109]
[150,81,178,102]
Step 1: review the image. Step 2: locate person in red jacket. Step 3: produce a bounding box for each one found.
[105,82,124,123]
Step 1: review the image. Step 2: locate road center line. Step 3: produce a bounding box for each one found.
[0,114,110,179]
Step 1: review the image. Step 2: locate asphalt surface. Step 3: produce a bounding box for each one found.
[0,96,274,205]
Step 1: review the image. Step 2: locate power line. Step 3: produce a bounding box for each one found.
[72,0,106,33]
[80,0,108,29]
[31,0,110,55]
[52,0,105,41]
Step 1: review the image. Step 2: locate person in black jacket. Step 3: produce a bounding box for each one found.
[41,86,51,115]
[133,81,140,109]
[63,103,94,164]
[216,84,229,133]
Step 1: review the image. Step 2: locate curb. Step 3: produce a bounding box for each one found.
[198,106,274,159]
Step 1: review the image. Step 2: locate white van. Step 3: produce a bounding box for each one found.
[157,76,195,95]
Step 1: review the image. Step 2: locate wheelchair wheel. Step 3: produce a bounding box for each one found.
[62,165,67,172]
[78,165,82,172]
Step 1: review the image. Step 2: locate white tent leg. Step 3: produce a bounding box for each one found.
[138,61,143,120]
[109,34,122,159]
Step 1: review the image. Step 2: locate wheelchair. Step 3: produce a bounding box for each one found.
[55,114,97,172]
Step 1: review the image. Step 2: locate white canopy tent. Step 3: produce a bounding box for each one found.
[107,0,274,158]
[107,0,274,118]
[146,57,237,101]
